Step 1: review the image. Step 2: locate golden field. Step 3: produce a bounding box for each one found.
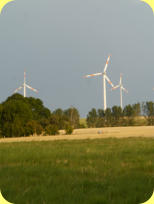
[0,126,154,143]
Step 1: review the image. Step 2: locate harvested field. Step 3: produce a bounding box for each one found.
[0,126,154,143]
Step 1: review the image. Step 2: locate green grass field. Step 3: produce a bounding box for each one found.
[0,138,154,204]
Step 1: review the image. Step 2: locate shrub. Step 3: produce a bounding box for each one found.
[25,120,43,136]
[45,125,59,135]
[65,124,73,135]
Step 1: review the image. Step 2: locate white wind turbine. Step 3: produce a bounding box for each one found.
[112,74,128,109]
[84,55,114,111]
[14,71,38,97]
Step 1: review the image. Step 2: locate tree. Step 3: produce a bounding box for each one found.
[65,123,74,135]
[25,120,43,136]
[143,101,154,117]
[64,107,80,128]
[0,94,51,137]
[104,108,112,126]
[112,106,123,119]
[97,109,105,118]
[123,105,134,117]
[26,97,51,120]
[1,99,33,137]
[143,102,154,125]
[52,109,66,129]
[95,109,105,127]
[132,103,141,117]
[53,109,64,117]
[86,108,98,127]
[45,124,59,135]
[112,106,123,126]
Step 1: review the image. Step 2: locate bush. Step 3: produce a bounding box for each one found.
[25,120,43,136]
[79,123,86,128]
[45,125,59,135]
[65,124,73,135]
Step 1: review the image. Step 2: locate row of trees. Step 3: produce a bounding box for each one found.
[0,94,153,137]
[0,94,80,137]
[86,102,154,127]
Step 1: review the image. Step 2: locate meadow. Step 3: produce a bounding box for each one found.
[0,136,154,203]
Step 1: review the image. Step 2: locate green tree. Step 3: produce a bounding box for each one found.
[1,99,33,137]
[86,108,98,128]
[0,94,51,137]
[112,106,123,126]
[143,101,154,117]
[143,101,154,125]
[132,103,141,116]
[65,123,74,135]
[123,105,134,117]
[26,97,51,120]
[25,120,43,136]
[52,109,67,129]
[112,106,123,119]
[96,109,105,127]
[45,124,59,135]
[97,109,105,118]
[104,108,112,126]
[64,107,80,128]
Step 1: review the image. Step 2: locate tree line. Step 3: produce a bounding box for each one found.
[86,102,154,127]
[0,94,80,137]
[0,94,153,138]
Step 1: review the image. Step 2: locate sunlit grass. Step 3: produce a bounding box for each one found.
[0,138,154,204]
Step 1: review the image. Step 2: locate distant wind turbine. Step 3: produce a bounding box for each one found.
[14,71,38,97]
[84,55,114,111]
[112,74,128,109]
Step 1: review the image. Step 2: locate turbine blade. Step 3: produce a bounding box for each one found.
[26,84,38,93]
[122,86,128,93]
[120,74,122,84]
[84,72,102,78]
[105,75,114,87]
[112,85,120,91]
[14,85,23,93]
[104,55,111,73]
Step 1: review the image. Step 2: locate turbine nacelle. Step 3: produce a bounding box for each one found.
[112,74,128,109]
[14,71,38,97]
[84,55,114,110]
[112,74,128,92]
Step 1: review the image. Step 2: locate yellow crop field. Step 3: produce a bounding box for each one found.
[0,126,154,143]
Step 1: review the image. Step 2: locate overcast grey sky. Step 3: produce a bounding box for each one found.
[0,0,154,116]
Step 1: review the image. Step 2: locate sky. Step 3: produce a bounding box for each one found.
[0,0,154,117]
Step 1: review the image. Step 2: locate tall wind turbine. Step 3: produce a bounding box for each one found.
[112,74,128,109]
[84,55,114,111]
[14,71,38,97]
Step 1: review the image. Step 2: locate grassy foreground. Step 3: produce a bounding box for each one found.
[0,138,154,204]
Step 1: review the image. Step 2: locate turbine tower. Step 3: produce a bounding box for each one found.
[84,55,114,111]
[112,74,128,109]
[14,71,38,97]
